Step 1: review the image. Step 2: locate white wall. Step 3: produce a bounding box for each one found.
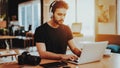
[77,0,95,37]
[117,0,120,34]
[65,0,95,40]
[43,0,54,23]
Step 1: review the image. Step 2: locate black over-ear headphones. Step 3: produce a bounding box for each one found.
[49,1,57,17]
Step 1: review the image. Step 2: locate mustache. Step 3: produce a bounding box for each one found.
[59,19,64,22]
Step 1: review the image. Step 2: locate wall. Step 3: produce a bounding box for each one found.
[96,0,117,34]
[117,0,120,34]
[8,0,30,20]
[43,0,54,23]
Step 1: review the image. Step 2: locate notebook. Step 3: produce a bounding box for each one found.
[67,41,108,64]
[40,61,68,68]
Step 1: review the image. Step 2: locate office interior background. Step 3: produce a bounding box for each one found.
[0,0,120,44]
[1,0,120,66]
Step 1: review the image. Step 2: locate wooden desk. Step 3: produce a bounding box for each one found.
[0,36,16,39]
[0,49,17,63]
[0,53,120,68]
[0,36,33,48]
[12,36,33,48]
[0,49,17,57]
[0,36,17,49]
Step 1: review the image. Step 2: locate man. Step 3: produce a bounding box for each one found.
[34,0,81,60]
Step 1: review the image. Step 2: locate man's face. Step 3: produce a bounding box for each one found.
[53,8,67,25]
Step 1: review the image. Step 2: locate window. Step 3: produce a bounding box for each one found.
[18,0,41,33]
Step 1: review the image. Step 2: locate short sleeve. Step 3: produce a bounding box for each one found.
[66,26,73,41]
[34,27,45,43]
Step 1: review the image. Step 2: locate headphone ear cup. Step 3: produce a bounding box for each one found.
[49,12,53,18]
[49,1,56,18]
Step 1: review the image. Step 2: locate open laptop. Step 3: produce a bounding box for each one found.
[67,41,108,64]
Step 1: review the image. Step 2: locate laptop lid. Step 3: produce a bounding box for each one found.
[68,41,108,64]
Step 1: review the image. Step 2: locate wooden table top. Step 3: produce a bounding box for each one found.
[0,49,17,57]
[0,36,17,39]
[0,53,120,68]
[0,36,33,40]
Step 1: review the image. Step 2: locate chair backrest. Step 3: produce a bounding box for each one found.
[96,34,120,45]
[26,32,34,37]
[26,31,34,46]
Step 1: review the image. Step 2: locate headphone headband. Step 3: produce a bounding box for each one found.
[49,1,68,18]
[49,1,57,13]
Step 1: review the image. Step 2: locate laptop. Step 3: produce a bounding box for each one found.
[67,41,108,64]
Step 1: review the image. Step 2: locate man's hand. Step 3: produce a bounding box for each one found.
[73,48,82,57]
[60,54,78,61]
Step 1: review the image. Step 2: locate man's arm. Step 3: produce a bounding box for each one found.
[68,39,81,57]
[36,42,78,60]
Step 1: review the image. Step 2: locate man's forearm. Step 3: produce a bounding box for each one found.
[39,51,63,60]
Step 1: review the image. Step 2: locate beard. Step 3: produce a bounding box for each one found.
[53,16,64,25]
[55,19,64,25]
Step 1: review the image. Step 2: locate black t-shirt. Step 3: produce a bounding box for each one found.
[34,23,73,54]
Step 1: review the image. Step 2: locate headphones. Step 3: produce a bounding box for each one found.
[49,1,57,18]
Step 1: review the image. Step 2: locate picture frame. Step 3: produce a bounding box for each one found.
[97,4,109,23]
